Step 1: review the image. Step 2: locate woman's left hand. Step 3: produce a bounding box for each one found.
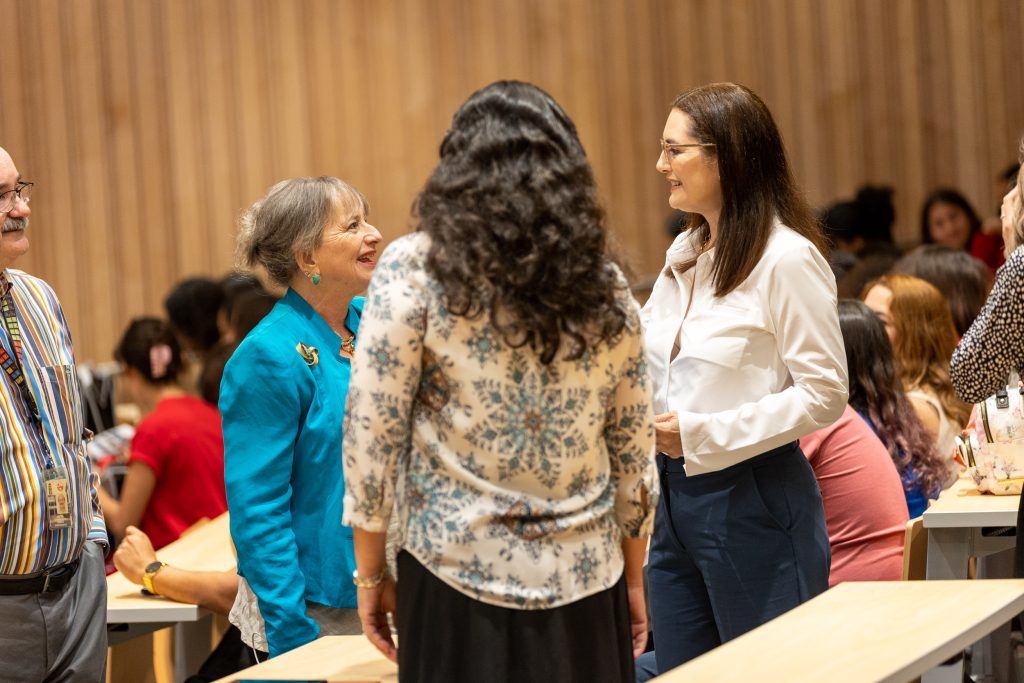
[358,577,398,663]
[626,582,649,658]
[654,412,683,458]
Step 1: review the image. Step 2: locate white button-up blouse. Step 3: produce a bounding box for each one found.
[641,221,849,475]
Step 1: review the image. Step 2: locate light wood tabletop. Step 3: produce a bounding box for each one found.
[923,477,1019,529]
[107,512,235,623]
[212,635,397,683]
[652,579,1024,683]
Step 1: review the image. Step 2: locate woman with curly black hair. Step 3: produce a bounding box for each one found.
[342,81,657,682]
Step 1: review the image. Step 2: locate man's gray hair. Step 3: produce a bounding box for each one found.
[236,177,367,287]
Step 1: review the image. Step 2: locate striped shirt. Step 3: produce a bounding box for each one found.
[0,269,106,574]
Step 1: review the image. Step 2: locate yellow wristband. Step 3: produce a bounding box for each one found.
[142,561,167,594]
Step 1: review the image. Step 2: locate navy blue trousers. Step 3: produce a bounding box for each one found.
[647,442,830,674]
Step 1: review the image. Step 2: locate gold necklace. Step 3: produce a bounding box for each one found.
[340,334,356,355]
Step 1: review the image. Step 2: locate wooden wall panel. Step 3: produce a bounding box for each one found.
[0,0,1020,361]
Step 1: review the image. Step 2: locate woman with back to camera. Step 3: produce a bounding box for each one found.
[641,82,848,674]
[891,245,991,338]
[343,81,657,682]
[96,317,226,549]
[838,300,947,517]
[221,176,381,657]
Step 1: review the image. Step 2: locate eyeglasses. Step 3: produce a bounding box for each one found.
[0,182,33,214]
[660,140,716,156]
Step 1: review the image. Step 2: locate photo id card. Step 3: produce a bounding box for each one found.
[44,466,72,529]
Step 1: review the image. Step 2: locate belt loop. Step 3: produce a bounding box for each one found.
[42,572,53,593]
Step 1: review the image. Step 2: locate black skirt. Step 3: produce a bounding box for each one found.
[396,551,636,683]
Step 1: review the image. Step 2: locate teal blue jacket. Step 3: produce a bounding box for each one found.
[221,289,362,656]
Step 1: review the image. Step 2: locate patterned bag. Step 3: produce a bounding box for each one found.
[958,382,1024,495]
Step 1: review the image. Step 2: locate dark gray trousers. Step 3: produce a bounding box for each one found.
[0,541,108,682]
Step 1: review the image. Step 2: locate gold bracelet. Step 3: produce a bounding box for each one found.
[352,568,388,589]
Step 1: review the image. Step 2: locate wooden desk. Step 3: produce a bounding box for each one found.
[923,477,1018,580]
[920,479,1020,682]
[107,513,235,681]
[652,579,1024,683]
[212,635,397,683]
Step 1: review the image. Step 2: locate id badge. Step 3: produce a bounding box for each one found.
[44,466,72,530]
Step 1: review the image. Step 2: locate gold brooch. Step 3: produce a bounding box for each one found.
[296,343,319,366]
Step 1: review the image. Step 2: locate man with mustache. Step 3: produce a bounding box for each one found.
[0,147,109,682]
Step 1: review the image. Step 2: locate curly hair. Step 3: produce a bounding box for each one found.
[866,274,972,427]
[838,300,948,497]
[415,80,628,364]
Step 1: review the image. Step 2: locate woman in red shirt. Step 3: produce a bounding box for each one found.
[921,188,1004,272]
[97,317,226,549]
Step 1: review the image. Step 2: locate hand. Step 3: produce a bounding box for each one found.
[112,525,158,584]
[626,582,649,658]
[358,576,398,663]
[654,412,683,458]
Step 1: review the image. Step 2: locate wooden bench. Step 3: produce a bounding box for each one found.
[212,635,397,683]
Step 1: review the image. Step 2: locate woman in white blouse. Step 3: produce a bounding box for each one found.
[641,83,848,675]
[342,81,657,682]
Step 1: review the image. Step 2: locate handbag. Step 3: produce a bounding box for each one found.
[959,380,1024,495]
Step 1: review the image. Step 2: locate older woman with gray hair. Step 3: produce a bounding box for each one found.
[221,176,381,657]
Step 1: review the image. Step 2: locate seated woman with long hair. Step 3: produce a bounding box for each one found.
[838,300,948,517]
[863,274,971,478]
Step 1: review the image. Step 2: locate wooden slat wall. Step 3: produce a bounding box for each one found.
[0,0,1020,361]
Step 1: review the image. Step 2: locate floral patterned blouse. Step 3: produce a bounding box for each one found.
[342,233,657,609]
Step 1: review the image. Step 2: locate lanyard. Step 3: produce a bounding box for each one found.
[0,291,52,467]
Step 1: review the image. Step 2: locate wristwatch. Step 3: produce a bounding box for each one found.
[142,560,167,595]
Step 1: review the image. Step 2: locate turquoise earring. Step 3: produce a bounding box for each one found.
[311,273,321,285]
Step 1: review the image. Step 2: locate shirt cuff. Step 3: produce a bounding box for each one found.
[88,514,110,547]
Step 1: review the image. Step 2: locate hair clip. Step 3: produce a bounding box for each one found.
[296,343,319,366]
[149,344,173,379]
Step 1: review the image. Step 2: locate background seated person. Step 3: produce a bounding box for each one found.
[97,318,226,548]
[838,300,948,517]
[800,405,909,585]
[113,526,250,682]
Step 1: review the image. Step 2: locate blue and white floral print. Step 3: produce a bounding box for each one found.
[342,232,657,609]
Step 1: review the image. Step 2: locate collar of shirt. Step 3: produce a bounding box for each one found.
[666,227,715,267]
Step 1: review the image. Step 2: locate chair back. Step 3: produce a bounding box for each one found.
[902,516,927,581]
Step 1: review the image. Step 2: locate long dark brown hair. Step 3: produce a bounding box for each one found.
[670,83,827,296]
[838,299,948,497]
[416,81,629,364]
